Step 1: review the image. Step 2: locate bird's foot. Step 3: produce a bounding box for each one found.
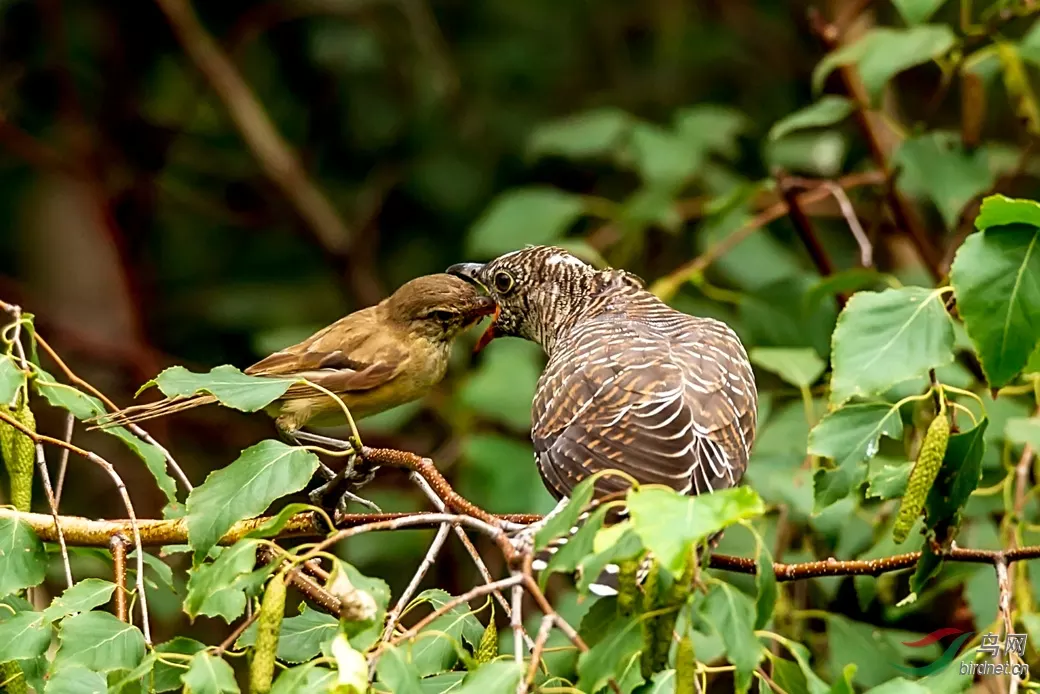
[290,430,362,455]
[507,520,546,558]
[336,490,382,515]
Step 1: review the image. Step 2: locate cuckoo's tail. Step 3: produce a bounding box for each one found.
[88,394,220,430]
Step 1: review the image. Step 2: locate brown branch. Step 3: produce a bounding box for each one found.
[650,170,885,301]
[257,546,343,617]
[152,0,353,255]
[520,615,556,694]
[110,534,129,623]
[775,170,844,309]
[807,8,942,282]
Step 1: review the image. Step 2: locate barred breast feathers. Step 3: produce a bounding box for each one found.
[532,281,757,501]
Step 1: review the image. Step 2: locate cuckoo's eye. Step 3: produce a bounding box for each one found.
[493,270,515,294]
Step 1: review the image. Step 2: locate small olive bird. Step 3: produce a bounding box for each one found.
[448,246,757,594]
[97,273,496,508]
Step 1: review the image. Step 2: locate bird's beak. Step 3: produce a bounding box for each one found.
[447,262,486,290]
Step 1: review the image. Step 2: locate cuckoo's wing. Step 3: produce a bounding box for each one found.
[532,315,756,501]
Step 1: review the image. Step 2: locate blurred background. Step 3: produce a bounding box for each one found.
[2,0,1039,681]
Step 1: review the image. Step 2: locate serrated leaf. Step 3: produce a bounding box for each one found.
[42,579,117,622]
[181,652,240,694]
[768,97,854,142]
[703,583,764,693]
[236,607,338,663]
[153,637,207,692]
[527,108,634,161]
[0,516,46,597]
[812,25,955,102]
[577,526,644,594]
[408,588,486,676]
[894,132,995,228]
[243,503,318,540]
[809,403,904,511]
[865,460,912,500]
[923,418,988,539]
[534,474,598,550]
[974,193,1040,229]
[184,539,268,621]
[750,347,826,388]
[576,614,644,694]
[270,663,337,694]
[467,188,585,258]
[451,661,523,694]
[43,664,107,694]
[54,611,146,672]
[185,439,319,561]
[34,372,178,505]
[146,364,293,411]
[950,216,1040,388]
[0,355,25,404]
[829,287,954,406]
[0,610,50,660]
[376,644,424,694]
[541,504,608,589]
[628,487,765,577]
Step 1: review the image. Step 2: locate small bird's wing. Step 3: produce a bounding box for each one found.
[246,311,409,396]
[532,314,756,501]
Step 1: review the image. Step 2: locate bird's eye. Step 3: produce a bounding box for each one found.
[428,310,455,322]
[493,271,515,294]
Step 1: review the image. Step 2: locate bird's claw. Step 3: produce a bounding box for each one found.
[507,524,541,557]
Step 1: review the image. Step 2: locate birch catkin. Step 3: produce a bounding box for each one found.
[250,575,287,694]
[0,394,35,512]
[893,409,950,544]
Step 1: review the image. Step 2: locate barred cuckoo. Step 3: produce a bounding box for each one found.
[448,246,757,594]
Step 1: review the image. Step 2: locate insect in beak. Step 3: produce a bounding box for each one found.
[474,305,500,353]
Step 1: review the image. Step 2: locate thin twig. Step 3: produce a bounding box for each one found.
[153,0,353,255]
[520,614,556,694]
[820,181,873,267]
[381,521,452,641]
[34,333,193,493]
[511,578,525,663]
[215,610,261,656]
[53,413,74,506]
[35,442,72,588]
[110,534,129,622]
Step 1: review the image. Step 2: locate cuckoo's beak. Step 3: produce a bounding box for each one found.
[446,262,486,290]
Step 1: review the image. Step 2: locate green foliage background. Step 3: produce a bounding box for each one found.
[2,0,1040,691]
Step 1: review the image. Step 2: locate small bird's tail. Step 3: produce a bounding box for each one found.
[88,394,219,430]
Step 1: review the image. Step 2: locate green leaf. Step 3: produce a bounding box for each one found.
[754,536,777,630]
[768,97,854,142]
[376,644,424,694]
[949,221,1040,388]
[750,347,827,388]
[865,459,912,500]
[628,487,765,577]
[894,132,995,228]
[576,615,644,694]
[467,187,585,258]
[43,665,107,694]
[236,607,338,663]
[243,503,318,540]
[923,418,988,538]
[974,193,1040,229]
[825,617,930,688]
[0,355,25,404]
[627,122,701,188]
[829,664,857,694]
[185,439,320,561]
[184,539,269,621]
[54,611,146,672]
[459,340,540,433]
[863,679,930,694]
[0,517,46,597]
[270,663,336,694]
[703,583,764,692]
[0,610,50,660]
[333,558,390,651]
[527,108,633,161]
[541,504,609,589]
[829,287,954,406]
[34,372,178,505]
[673,104,749,161]
[1007,417,1040,448]
[145,364,293,412]
[408,589,486,676]
[152,637,207,692]
[181,652,240,694]
[42,579,117,622]
[453,661,524,694]
[534,474,598,550]
[578,525,645,594]
[809,403,904,510]
[812,25,956,102]
[892,0,950,24]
